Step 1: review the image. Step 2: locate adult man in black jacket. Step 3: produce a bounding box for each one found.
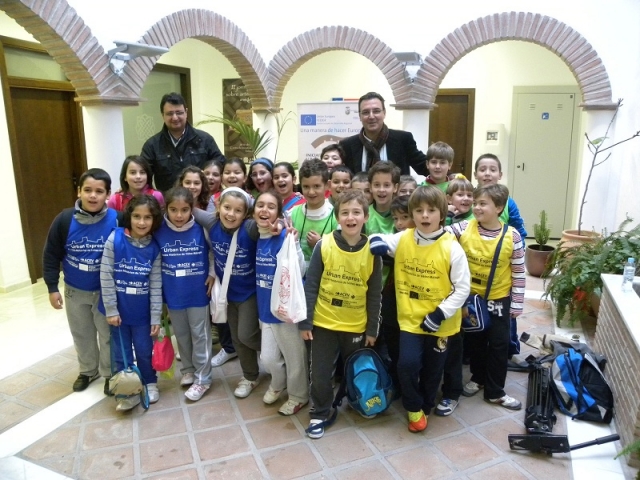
[339,92,427,176]
[141,92,225,191]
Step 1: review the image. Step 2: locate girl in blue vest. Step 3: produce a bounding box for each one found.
[100,195,163,412]
[155,187,215,402]
[194,187,262,398]
[254,190,309,415]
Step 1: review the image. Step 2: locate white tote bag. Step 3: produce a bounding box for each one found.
[210,230,238,324]
[270,233,306,323]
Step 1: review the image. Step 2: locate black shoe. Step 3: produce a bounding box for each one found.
[72,373,100,392]
[104,377,113,396]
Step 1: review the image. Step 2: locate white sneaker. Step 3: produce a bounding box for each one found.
[486,394,522,410]
[180,372,195,386]
[462,381,483,397]
[211,349,238,367]
[234,377,260,398]
[263,386,284,404]
[116,395,140,412]
[185,383,210,401]
[147,383,159,404]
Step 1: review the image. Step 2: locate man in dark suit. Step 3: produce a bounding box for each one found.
[339,92,428,176]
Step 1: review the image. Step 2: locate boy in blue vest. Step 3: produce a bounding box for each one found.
[43,168,120,395]
[300,189,383,439]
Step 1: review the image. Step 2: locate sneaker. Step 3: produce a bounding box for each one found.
[407,410,428,433]
[462,381,484,397]
[185,383,210,401]
[211,349,238,367]
[263,386,284,404]
[486,394,522,410]
[234,377,260,398]
[104,378,113,396]
[307,419,325,439]
[435,398,458,416]
[278,399,308,416]
[116,394,140,412]
[72,372,100,392]
[147,383,159,404]
[180,372,195,387]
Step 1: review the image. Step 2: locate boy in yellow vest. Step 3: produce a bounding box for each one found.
[369,186,470,432]
[447,184,526,410]
[300,189,383,439]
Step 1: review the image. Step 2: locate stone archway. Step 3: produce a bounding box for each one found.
[267,26,415,109]
[0,0,135,104]
[416,12,615,109]
[134,9,270,110]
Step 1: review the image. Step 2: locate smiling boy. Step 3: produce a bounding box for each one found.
[423,141,455,193]
[366,161,400,235]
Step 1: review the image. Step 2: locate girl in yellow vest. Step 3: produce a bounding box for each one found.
[369,186,470,433]
[299,190,383,439]
[447,184,526,411]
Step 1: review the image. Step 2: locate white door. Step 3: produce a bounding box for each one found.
[511,92,577,238]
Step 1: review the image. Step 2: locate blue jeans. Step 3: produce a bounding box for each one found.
[111,324,156,385]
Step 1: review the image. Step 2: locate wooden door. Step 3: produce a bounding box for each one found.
[9,86,84,282]
[429,89,475,179]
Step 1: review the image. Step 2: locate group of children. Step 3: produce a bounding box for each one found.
[43,141,526,436]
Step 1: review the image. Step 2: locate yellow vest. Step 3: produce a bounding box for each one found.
[394,229,461,336]
[314,234,375,333]
[459,219,513,299]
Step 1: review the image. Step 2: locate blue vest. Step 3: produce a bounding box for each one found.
[63,209,117,291]
[255,231,285,324]
[209,221,256,303]
[107,228,160,326]
[154,220,210,309]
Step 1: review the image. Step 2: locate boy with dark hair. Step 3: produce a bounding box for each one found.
[300,189,383,439]
[43,168,120,395]
[351,171,372,204]
[327,165,353,206]
[290,159,338,265]
[366,161,400,235]
[423,141,455,193]
[448,184,526,411]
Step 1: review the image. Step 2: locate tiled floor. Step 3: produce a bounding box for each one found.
[0,278,633,479]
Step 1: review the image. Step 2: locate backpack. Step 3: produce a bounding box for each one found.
[549,346,614,424]
[342,348,394,418]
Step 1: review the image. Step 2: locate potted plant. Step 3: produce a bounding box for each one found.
[525,210,555,277]
[543,217,640,326]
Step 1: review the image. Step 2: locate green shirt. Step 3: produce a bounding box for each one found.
[290,204,338,262]
[366,207,395,285]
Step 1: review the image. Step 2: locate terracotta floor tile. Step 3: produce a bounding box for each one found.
[453,395,508,426]
[334,459,395,480]
[203,454,264,479]
[140,434,194,474]
[512,450,571,479]
[82,416,133,450]
[194,424,249,461]
[386,446,453,479]
[27,354,76,377]
[360,417,423,453]
[468,461,530,480]
[261,442,321,479]
[17,379,69,408]
[147,468,200,479]
[232,376,282,421]
[314,429,374,468]
[21,425,80,460]
[421,412,466,439]
[433,431,500,470]
[38,455,76,478]
[138,407,186,440]
[188,399,237,430]
[0,371,46,395]
[0,400,35,431]
[148,383,182,410]
[56,366,84,385]
[83,397,119,421]
[476,417,526,453]
[78,446,135,479]
[246,415,301,449]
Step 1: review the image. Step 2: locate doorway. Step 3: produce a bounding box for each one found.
[429,89,475,179]
[509,87,581,239]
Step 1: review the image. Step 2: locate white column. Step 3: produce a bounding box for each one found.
[252,111,278,161]
[401,108,431,182]
[81,104,126,191]
[0,83,30,291]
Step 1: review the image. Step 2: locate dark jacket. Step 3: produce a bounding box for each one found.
[141,123,225,192]
[339,129,428,176]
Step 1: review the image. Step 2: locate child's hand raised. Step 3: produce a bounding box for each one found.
[307,230,321,248]
[282,216,299,241]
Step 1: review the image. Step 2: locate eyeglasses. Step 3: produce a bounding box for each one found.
[359,109,384,117]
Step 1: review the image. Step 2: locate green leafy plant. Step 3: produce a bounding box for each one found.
[543,217,640,325]
[534,210,551,246]
[198,114,272,160]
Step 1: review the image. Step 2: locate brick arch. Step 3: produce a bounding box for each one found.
[0,0,135,104]
[268,26,415,109]
[135,9,270,109]
[416,12,614,109]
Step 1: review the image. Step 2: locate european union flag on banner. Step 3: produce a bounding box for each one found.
[301,114,317,126]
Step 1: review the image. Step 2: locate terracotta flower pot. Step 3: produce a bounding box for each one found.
[560,229,600,249]
[525,244,555,277]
